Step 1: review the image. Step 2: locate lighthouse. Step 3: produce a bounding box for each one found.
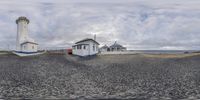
[16,16,38,52]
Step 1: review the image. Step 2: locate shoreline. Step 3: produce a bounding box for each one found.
[99,52,200,58]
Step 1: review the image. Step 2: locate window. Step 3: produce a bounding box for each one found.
[83,45,86,49]
[93,45,95,51]
[77,45,82,49]
[32,46,34,49]
[80,45,82,49]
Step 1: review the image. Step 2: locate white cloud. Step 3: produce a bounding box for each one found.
[0,0,200,50]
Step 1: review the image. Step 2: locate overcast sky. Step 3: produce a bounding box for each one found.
[0,0,200,50]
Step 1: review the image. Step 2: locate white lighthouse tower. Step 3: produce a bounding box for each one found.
[16,16,38,52]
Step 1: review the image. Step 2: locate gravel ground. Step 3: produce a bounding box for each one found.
[0,53,200,99]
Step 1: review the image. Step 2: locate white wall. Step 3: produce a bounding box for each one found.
[72,40,99,56]
[73,45,89,56]
[17,20,29,50]
[21,43,38,52]
[16,19,39,52]
[100,48,108,52]
[88,41,99,55]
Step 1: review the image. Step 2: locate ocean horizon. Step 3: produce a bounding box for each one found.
[128,50,200,54]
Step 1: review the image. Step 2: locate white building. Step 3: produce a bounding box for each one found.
[16,16,38,52]
[21,41,38,52]
[72,38,99,56]
[100,41,127,52]
[100,45,109,52]
[109,41,126,51]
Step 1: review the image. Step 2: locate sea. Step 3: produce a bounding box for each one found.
[128,50,200,54]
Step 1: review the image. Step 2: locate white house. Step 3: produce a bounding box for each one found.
[100,41,127,52]
[16,16,38,52]
[100,45,109,52]
[109,41,126,51]
[72,38,99,56]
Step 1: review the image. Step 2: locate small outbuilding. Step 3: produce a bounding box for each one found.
[21,41,38,52]
[100,41,126,52]
[100,45,110,52]
[72,38,99,56]
[110,41,126,51]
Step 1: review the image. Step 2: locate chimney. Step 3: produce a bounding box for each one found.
[94,34,96,41]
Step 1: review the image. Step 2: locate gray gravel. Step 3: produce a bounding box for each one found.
[0,53,200,99]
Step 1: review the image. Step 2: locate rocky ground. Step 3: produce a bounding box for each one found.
[0,53,200,99]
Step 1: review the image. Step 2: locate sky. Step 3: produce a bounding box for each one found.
[0,0,200,50]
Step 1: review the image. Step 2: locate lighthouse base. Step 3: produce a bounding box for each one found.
[13,51,46,57]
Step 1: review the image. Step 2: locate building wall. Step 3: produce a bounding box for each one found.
[89,41,99,55]
[100,47,126,52]
[21,43,38,52]
[110,47,125,51]
[17,20,29,50]
[79,41,99,55]
[72,40,99,56]
[73,45,89,56]
[100,48,108,52]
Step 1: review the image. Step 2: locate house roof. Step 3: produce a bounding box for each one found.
[110,41,125,48]
[21,41,38,45]
[72,44,89,47]
[75,38,99,45]
[101,45,109,49]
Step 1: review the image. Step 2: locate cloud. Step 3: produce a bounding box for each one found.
[0,0,200,50]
